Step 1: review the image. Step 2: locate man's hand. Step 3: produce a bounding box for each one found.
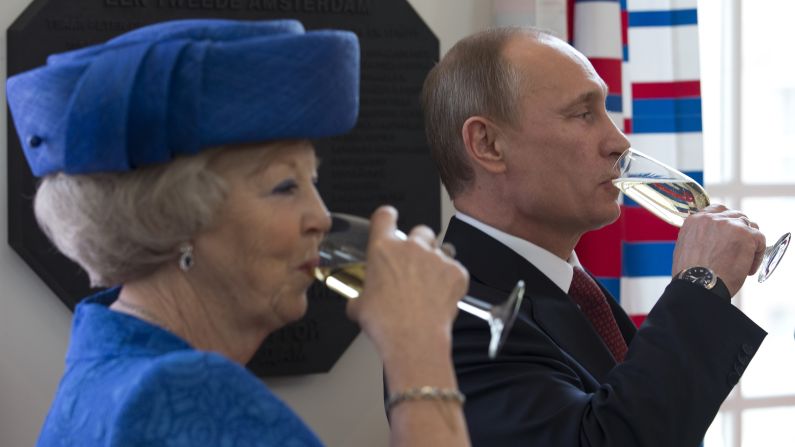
[672,204,766,297]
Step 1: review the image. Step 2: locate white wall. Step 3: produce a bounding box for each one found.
[0,5,75,447]
[0,1,492,446]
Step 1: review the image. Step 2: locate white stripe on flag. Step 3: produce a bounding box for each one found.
[608,111,624,131]
[574,2,622,59]
[620,276,671,316]
[628,0,698,11]
[628,132,704,171]
[622,63,633,119]
[628,25,700,82]
[675,132,704,172]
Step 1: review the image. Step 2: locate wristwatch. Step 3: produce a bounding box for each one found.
[675,266,731,300]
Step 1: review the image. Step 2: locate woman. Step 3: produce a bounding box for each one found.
[7,19,470,446]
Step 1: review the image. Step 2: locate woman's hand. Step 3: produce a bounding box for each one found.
[346,205,469,369]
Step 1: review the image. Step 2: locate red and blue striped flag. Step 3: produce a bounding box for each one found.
[572,0,703,326]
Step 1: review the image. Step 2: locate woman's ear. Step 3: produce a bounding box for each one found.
[461,116,507,174]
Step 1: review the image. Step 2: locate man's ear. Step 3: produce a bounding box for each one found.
[461,116,507,174]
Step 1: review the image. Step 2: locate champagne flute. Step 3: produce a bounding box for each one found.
[613,148,791,282]
[315,213,526,359]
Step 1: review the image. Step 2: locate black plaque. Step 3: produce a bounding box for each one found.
[7,0,440,376]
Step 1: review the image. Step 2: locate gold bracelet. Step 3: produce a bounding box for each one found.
[385,386,466,412]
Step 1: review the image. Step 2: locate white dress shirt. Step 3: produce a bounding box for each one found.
[454,211,582,294]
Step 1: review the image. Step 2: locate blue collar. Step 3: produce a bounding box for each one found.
[66,287,191,362]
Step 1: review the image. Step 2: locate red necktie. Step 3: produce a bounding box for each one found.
[569,267,628,362]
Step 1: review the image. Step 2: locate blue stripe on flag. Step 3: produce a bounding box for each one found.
[633,98,701,116]
[596,277,621,303]
[623,45,628,62]
[606,94,622,113]
[631,97,702,133]
[623,170,704,207]
[685,171,703,186]
[575,0,619,2]
[620,0,627,10]
[622,242,675,277]
[628,9,698,27]
[632,117,702,133]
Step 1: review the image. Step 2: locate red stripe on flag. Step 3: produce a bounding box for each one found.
[630,315,647,328]
[567,0,575,43]
[632,81,701,99]
[621,10,628,45]
[589,58,622,95]
[624,118,632,134]
[576,216,623,277]
[622,206,680,242]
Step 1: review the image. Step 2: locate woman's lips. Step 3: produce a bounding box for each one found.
[299,257,320,276]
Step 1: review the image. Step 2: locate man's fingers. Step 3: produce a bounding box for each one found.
[748,230,767,275]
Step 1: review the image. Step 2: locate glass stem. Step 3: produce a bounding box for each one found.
[457,296,493,321]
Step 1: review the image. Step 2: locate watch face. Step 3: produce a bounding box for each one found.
[680,266,716,289]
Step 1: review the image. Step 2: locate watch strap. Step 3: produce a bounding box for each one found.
[674,266,732,301]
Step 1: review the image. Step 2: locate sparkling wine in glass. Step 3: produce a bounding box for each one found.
[315,213,526,359]
[613,148,790,282]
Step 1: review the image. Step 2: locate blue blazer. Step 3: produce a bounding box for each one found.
[445,217,766,447]
[37,289,322,447]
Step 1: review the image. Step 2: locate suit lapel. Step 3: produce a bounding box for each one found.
[445,217,627,382]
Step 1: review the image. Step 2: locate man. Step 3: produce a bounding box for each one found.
[423,26,768,446]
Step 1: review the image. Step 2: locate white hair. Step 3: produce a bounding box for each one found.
[34,149,227,287]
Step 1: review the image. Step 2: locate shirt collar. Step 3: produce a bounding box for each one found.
[454,211,581,293]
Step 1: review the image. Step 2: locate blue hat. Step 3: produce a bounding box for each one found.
[6,19,360,176]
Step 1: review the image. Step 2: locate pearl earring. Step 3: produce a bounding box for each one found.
[179,243,194,272]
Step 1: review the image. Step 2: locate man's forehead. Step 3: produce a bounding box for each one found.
[506,34,604,94]
[559,86,608,109]
[503,32,570,56]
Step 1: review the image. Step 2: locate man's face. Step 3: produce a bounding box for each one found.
[498,35,630,237]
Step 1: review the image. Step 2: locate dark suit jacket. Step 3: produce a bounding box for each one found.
[445,217,766,447]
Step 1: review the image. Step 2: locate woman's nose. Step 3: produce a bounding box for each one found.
[306,186,331,235]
